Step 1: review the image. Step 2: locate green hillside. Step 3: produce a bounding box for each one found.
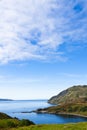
[48,85,87,105]
[0,112,34,129]
[0,112,12,119]
[35,85,87,117]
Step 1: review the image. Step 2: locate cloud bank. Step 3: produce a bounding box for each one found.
[0,0,87,63]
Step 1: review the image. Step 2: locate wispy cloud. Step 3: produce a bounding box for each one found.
[0,0,87,63]
[59,73,87,78]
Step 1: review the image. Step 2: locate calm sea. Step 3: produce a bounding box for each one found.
[0,100,87,124]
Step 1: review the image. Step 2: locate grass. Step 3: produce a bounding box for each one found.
[0,119,35,128]
[4,122,87,130]
[0,112,34,130]
[0,119,19,128]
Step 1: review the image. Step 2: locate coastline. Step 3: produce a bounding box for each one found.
[54,112,87,118]
[34,103,87,119]
[35,109,87,118]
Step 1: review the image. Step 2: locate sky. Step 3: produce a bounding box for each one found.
[0,0,87,100]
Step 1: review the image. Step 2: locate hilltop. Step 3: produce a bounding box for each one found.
[48,85,87,105]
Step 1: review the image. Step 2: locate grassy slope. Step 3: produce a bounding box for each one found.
[0,112,34,130]
[0,119,19,129]
[6,122,87,130]
[0,112,12,119]
[48,85,87,104]
[0,119,35,129]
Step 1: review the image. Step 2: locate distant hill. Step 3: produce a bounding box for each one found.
[0,99,13,101]
[48,85,87,105]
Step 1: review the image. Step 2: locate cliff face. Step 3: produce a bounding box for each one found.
[48,85,87,105]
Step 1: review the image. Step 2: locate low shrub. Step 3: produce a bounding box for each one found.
[19,119,34,126]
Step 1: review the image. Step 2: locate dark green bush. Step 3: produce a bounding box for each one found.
[7,120,16,128]
[19,119,34,126]
[80,106,87,112]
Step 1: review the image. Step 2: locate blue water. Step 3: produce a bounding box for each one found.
[0,100,87,124]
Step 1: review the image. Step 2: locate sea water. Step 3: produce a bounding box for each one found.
[0,100,87,124]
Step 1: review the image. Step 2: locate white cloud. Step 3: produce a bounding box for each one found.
[0,0,87,63]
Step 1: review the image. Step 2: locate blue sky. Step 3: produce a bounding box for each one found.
[0,0,87,99]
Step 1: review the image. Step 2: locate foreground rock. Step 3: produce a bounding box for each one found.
[48,85,87,105]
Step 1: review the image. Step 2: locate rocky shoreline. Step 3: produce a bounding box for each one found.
[34,109,87,117]
[32,103,87,119]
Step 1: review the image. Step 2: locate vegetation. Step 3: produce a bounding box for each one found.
[36,86,87,117]
[36,103,87,117]
[0,119,34,129]
[0,122,87,130]
[0,112,34,129]
[0,112,12,119]
[48,85,87,104]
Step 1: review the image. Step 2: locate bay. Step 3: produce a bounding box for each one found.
[0,100,87,124]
